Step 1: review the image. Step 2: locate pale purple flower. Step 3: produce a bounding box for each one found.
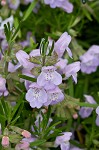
[80,45,99,74]
[96,106,99,126]
[0,30,5,39]
[15,140,30,150]
[44,0,58,8]
[54,32,72,58]
[24,0,33,5]
[37,66,62,90]
[0,76,8,96]
[16,50,34,69]
[88,45,99,60]
[26,83,47,108]
[79,95,96,118]
[60,0,73,13]
[63,61,80,83]
[7,0,20,10]
[1,39,8,51]
[29,49,40,57]
[55,132,72,150]
[55,58,68,74]
[44,87,64,106]
[44,0,73,13]
[8,62,21,73]
[16,49,40,70]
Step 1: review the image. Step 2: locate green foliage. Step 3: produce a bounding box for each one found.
[0,0,99,149]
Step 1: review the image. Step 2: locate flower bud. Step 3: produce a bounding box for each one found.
[1,0,6,6]
[21,130,31,138]
[1,136,9,148]
[73,113,78,119]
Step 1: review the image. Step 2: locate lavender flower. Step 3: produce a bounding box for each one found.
[8,62,21,73]
[54,32,72,58]
[55,58,68,74]
[26,83,47,108]
[15,140,30,150]
[7,0,20,10]
[1,39,8,51]
[0,76,8,96]
[80,45,99,74]
[96,106,99,126]
[55,132,72,150]
[44,86,64,106]
[60,0,73,13]
[44,0,73,13]
[24,0,33,5]
[63,61,80,83]
[79,95,96,118]
[0,30,5,39]
[16,50,34,69]
[37,66,62,90]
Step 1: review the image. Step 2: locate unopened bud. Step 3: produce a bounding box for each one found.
[21,130,31,138]
[73,113,78,119]
[1,136,9,148]
[1,0,6,6]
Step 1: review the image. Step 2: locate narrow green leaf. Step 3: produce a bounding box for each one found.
[11,116,20,125]
[18,74,36,82]
[11,100,22,120]
[48,41,54,56]
[30,139,46,147]
[22,0,37,22]
[0,114,7,122]
[14,17,21,38]
[11,22,21,41]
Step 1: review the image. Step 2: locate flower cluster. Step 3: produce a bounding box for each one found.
[1,0,73,13]
[14,32,80,108]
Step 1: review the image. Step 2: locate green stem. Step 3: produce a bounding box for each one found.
[84,75,89,94]
[4,46,11,77]
[69,77,74,97]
